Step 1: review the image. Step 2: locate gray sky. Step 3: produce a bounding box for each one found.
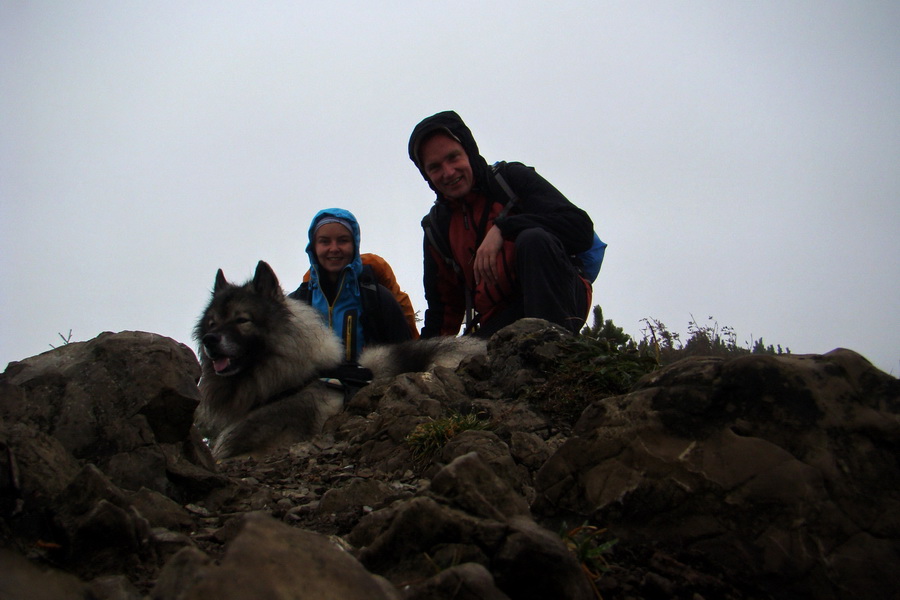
[2,1,898,375]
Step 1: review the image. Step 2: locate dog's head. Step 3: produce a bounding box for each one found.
[194,260,290,377]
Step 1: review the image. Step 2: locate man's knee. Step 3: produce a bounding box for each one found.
[515,228,562,258]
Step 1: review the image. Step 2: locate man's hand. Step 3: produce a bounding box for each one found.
[474,226,504,285]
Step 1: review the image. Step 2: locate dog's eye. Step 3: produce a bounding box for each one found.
[234,317,251,325]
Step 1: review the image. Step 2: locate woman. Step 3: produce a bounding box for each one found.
[289,208,413,363]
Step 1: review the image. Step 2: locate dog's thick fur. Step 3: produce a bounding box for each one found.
[194,261,485,459]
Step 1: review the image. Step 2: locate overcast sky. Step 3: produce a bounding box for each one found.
[2,2,898,375]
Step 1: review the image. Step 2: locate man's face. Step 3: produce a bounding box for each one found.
[420,133,474,199]
[314,222,354,278]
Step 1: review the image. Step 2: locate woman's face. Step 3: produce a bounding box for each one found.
[314,222,354,279]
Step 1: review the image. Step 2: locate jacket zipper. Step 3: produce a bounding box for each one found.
[326,270,349,327]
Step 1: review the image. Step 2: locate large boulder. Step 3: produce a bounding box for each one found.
[158,512,401,600]
[1,331,220,500]
[0,332,229,586]
[535,348,900,599]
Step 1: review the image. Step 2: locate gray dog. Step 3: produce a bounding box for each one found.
[194,260,484,459]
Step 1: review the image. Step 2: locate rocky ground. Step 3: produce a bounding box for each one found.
[1,320,898,599]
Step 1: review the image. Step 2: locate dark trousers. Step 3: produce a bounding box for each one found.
[476,228,589,337]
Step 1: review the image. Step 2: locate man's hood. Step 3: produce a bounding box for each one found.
[408,110,490,197]
[306,207,363,282]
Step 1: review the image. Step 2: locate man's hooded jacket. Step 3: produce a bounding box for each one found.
[409,111,594,337]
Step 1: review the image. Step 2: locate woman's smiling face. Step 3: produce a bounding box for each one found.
[314,222,354,280]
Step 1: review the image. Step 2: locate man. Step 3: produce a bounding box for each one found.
[409,110,596,338]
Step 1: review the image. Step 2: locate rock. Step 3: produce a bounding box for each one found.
[174,512,401,600]
[439,431,527,496]
[126,487,193,531]
[509,431,552,470]
[1,332,199,455]
[87,574,143,600]
[352,495,507,583]
[0,331,217,500]
[2,324,899,600]
[1,422,81,511]
[481,318,573,398]
[493,516,595,600]
[535,348,900,600]
[430,451,530,521]
[0,548,91,599]
[69,500,152,576]
[404,562,512,600]
[353,452,588,598]
[318,477,396,514]
[150,546,212,600]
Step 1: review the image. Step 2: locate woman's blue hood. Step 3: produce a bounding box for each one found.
[306,208,363,285]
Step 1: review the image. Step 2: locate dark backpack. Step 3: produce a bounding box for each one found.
[491,161,606,283]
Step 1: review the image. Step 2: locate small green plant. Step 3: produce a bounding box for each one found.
[561,522,618,600]
[581,306,637,352]
[526,307,658,427]
[405,413,492,464]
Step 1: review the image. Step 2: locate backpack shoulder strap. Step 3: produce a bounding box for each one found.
[357,261,384,308]
[288,282,312,304]
[491,161,519,220]
[357,264,381,323]
[422,204,460,275]
[358,263,378,290]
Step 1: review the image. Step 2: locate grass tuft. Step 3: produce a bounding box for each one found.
[561,521,618,600]
[405,412,492,465]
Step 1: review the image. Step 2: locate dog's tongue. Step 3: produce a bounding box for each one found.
[213,357,231,373]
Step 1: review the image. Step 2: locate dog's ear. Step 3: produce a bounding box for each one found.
[253,260,283,300]
[214,269,229,294]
